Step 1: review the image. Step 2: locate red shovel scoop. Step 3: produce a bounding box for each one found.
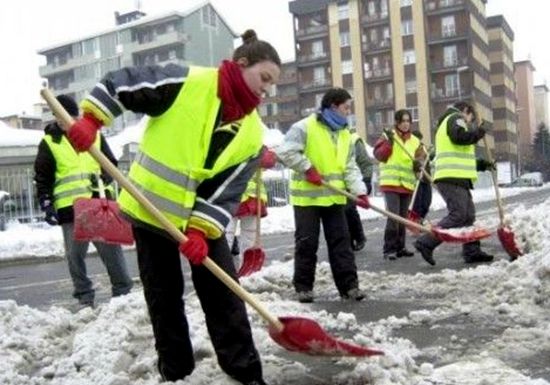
[497,226,522,260]
[269,317,384,356]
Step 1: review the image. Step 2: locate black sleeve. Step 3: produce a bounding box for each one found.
[447,114,483,145]
[33,139,56,202]
[98,134,117,185]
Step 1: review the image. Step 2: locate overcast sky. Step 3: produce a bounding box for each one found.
[0,0,545,117]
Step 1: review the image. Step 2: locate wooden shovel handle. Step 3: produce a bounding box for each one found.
[254,168,262,247]
[321,181,433,234]
[41,88,284,331]
[482,135,505,225]
[387,132,433,183]
[407,149,431,212]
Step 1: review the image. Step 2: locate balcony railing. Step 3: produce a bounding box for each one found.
[362,39,391,52]
[425,0,465,12]
[431,87,471,100]
[361,12,389,24]
[365,67,391,79]
[430,57,468,71]
[367,98,394,107]
[297,51,328,63]
[427,30,468,43]
[295,24,328,37]
[300,78,331,90]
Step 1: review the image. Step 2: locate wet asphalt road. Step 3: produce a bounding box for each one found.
[1,187,550,383]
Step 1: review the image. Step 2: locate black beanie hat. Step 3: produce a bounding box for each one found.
[56,94,79,117]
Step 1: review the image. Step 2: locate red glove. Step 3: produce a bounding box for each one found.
[67,113,103,152]
[356,194,370,209]
[305,167,323,186]
[179,228,208,265]
[260,148,277,169]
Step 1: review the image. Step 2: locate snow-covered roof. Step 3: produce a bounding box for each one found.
[0,121,42,147]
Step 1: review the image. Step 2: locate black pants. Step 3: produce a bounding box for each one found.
[133,226,262,383]
[293,205,359,296]
[416,182,481,256]
[344,199,366,245]
[411,181,432,219]
[383,192,411,254]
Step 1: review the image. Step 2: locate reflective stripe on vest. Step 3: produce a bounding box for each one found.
[433,113,477,182]
[44,134,101,210]
[379,129,419,190]
[117,66,263,230]
[289,115,350,206]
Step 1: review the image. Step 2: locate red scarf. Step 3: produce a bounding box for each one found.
[395,127,411,141]
[217,60,260,123]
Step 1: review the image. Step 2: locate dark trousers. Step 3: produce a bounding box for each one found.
[133,226,262,383]
[293,205,359,296]
[344,199,366,244]
[411,181,432,219]
[416,182,481,256]
[383,192,411,254]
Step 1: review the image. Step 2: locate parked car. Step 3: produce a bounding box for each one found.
[502,172,544,188]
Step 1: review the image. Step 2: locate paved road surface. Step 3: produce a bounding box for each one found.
[1,188,549,383]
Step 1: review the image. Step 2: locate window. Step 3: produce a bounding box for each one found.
[374,85,381,99]
[403,50,416,65]
[443,45,458,67]
[338,3,349,20]
[315,93,324,107]
[312,40,324,57]
[340,32,350,47]
[407,106,419,122]
[400,0,413,6]
[313,67,325,83]
[405,79,417,94]
[445,73,459,96]
[380,0,388,17]
[374,112,383,126]
[441,16,455,37]
[202,5,217,27]
[342,60,353,75]
[370,28,378,43]
[367,1,375,15]
[401,20,413,36]
[383,26,390,40]
[385,83,393,99]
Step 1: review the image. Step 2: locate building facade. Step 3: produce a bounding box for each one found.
[534,84,549,128]
[38,2,236,135]
[288,0,498,149]
[487,15,517,171]
[514,60,537,170]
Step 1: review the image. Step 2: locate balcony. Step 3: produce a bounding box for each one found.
[299,78,331,93]
[39,53,97,77]
[424,0,466,14]
[427,29,468,44]
[362,39,391,54]
[127,31,188,53]
[431,87,471,101]
[430,57,468,72]
[365,67,392,81]
[295,25,328,41]
[361,12,389,26]
[297,51,329,66]
[366,97,394,108]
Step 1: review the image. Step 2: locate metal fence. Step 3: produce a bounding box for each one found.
[0,168,42,228]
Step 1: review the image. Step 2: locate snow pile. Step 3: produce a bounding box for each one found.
[0,120,42,147]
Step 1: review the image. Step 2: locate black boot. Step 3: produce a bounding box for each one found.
[464,250,494,263]
[414,240,435,266]
[397,249,414,258]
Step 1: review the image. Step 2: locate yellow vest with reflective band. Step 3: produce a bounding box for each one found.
[241,178,267,203]
[43,134,101,210]
[289,115,350,206]
[433,113,477,182]
[118,66,263,233]
[379,129,419,191]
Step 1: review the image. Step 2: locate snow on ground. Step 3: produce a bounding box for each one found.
[1,186,550,384]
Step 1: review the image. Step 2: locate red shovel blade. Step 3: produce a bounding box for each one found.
[497,226,523,260]
[268,316,384,357]
[432,226,492,243]
[73,198,134,245]
[237,247,266,277]
[406,210,422,235]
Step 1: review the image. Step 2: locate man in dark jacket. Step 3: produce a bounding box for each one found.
[414,101,495,266]
[34,95,133,308]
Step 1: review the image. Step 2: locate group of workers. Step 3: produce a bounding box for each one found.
[33,29,497,385]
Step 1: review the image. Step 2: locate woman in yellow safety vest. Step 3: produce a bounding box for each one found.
[64,30,280,385]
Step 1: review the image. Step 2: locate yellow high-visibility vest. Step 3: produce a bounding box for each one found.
[433,113,477,182]
[379,129,419,190]
[241,178,267,203]
[289,115,350,206]
[118,66,263,236]
[44,134,101,210]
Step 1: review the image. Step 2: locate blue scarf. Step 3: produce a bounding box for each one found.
[320,108,348,131]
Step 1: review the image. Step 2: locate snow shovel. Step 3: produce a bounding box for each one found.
[321,181,491,243]
[42,88,383,357]
[73,174,134,245]
[238,168,266,277]
[482,135,522,259]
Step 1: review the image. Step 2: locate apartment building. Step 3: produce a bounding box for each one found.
[288,0,495,148]
[0,113,42,131]
[487,15,517,170]
[514,60,537,168]
[534,84,549,128]
[259,61,300,132]
[38,2,236,134]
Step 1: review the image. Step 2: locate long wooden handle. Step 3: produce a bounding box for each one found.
[482,135,505,225]
[321,181,433,234]
[254,168,262,247]
[407,153,431,211]
[41,88,283,331]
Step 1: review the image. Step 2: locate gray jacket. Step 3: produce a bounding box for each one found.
[276,115,366,195]
[353,136,374,180]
